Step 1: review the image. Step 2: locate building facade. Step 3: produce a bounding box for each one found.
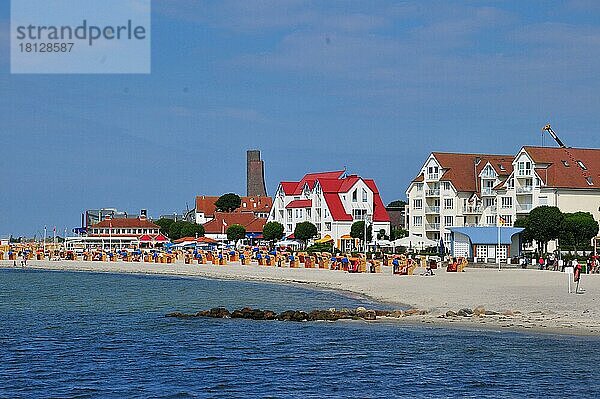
[268,171,390,250]
[195,195,272,224]
[407,146,600,257]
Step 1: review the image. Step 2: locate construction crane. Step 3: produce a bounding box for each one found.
[543,124,593,182]
[542,124,567,148]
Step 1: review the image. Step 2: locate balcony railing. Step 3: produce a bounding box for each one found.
[481,187,495,196]
[426,189,440,197]
[427,173,439,180]
[516,204,533,213]
[425,223,440,230]
[463,205,483,214]
[517,169,532,177]
[481,171,496,179]
[516,186,533,194]
[425,206,440,214]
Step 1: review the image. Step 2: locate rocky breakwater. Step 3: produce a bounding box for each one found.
[166,306,428,322]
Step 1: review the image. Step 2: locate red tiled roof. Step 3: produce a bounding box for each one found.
[91,217,159,229]
[364,179,391,222]
[285,199,312,208]
[323,193,352,221]
[433,152,513,192]
[286,171,346,195]
[412,173,424,182]
[195,195,272,216]
[203,212,267,234]
[280,182,299,195]
[524,146,600,189]
[197,236,218,244]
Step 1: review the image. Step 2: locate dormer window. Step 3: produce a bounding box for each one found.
[498,164,506,171]
[577,161,587,170]
[586,177,594,186]
[561,160,570,167]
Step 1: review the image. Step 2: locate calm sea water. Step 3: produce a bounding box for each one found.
[1,268,599,398]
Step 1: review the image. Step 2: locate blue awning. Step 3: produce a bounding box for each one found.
[449,227,524,245]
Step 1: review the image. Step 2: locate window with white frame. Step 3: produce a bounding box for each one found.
[413,216,423,227]
[501,197,512,208]
[287,224,292,232]
[444,232,451,243]
[362,188,368,202]
[413,199,423,209]
[416,183,423,191]
[501,215,512,225]
[444,198,453,209]
[444,216,453,227]
[442,181,451,191]
[352,190,358,202]
[325,222,331,231]
[486,215,496,225]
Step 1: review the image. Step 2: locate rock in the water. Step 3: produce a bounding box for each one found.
[277,310,309,322]
[404,308,421,316]
[484,310,499,315]
[389,310,405,318]
[362,310,377,320]
[445,310,457,317]
[457,308,473,317]
[209,307,231,318]
[166,312,194,318]
[375,310,391,317]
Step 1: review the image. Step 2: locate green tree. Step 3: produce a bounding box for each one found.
[155,218,175,235]
[560,212,599,253]
[294,221,318,245]
[180,222,205,238]
[263,221,284,243]
[215,193,242,212]
[387,200,407,208]
[390,227,408,240]
[226,224,246,244]
[168,220,187,240]
[524,206,564,254]
[350,221,373,247]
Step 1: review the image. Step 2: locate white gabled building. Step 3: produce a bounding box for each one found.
[407,146,600,259]
[269,171,390,251]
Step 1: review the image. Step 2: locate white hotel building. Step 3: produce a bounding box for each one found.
[268,171,390,251]
[406,146,600,258]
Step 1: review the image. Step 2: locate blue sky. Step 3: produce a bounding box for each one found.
[1,0,600,237]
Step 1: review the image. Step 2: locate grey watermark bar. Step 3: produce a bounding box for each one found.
[11,0,151,74]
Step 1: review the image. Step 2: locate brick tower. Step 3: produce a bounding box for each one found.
[246,150,267,196]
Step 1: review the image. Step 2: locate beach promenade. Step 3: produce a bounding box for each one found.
[3,259,599,336]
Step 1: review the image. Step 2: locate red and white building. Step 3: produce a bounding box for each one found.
[66,216,167,250]
[268,171,390,250]
[202,212,267,241]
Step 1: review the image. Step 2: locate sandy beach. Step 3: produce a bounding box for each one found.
[3,259,600,336]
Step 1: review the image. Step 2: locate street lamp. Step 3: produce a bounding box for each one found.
[364,213,372,272]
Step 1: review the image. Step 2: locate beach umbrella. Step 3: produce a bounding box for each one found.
[438,238,445,257]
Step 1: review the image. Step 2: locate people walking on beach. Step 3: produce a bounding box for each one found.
[538,256,544,270]
[573,261,583,294]
[21,251,27,267]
